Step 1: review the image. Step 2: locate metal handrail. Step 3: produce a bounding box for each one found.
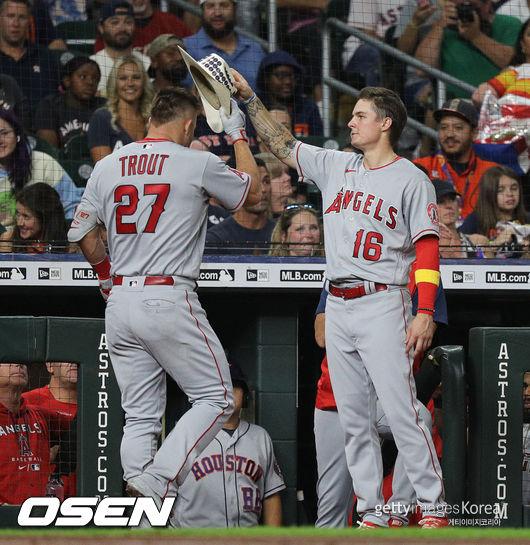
[322,17,477,139]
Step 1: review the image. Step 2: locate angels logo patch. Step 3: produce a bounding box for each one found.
[428,203,439,226]
[228,167,246,180]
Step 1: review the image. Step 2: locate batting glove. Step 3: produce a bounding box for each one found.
[92,256,112,303]
[220,98,248,144]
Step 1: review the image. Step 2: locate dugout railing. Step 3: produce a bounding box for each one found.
[320,18,477,138]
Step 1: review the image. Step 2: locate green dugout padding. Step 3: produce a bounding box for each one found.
[0,317,122,528]
[467,327,530,527]
[431,345,467,509]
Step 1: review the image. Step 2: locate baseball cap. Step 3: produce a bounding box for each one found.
[229,361,248,392]
[431,178,460,200]
[148,34,185,60]
[433,98,478,128]
[99,0,134,23]
[179,47,236,133]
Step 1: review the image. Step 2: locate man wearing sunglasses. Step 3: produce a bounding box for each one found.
[231,72,448,528]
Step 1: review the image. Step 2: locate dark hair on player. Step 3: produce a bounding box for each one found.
[12,183,67,252]
[358,87,407,147]
[150,87,200,125]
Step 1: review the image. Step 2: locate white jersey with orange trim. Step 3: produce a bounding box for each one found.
[78,138,251,278]
[295,143,439,285]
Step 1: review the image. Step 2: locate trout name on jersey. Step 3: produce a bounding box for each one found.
[191,453,264,484]
[324,190,398,229]
[119,154,169,177]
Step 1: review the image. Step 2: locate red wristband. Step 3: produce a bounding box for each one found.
[231,129,248,145]
[92,256,111,279]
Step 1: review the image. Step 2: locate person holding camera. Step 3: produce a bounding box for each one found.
[415,0,521,99]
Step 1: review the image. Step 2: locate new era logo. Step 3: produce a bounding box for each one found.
[453,272,463,283]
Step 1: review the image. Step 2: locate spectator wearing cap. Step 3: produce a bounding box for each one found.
[148,34,188,91]
[414,98,499,218]
[94,0,192,57]
[90,0,150,97]
[0,0,60,110]
[256,50,322,137]
[34,55,105,150]
[433,178,491,258]
[183,0,264,91]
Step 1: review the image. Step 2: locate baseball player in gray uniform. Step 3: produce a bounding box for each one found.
[67,88,261,526]
[172,362,285,527]
[230,72,447,528]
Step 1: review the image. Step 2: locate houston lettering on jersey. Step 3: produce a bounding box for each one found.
[324,190,398,229]
[119,154,169,177]
[190,453,264,484]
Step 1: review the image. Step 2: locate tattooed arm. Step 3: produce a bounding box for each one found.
[231,69,298,169]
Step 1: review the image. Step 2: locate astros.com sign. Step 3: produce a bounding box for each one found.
[17,497,176,527]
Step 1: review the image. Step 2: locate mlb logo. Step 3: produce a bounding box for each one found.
[128,280,139,287]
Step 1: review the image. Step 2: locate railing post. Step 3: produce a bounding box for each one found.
[267,0,277,52]
[322,24,332,137]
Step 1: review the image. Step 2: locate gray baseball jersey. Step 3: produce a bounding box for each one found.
[523,423,530,504]
[295,143,445,526]
[295,144,439,284]
[173,420,285,527]
[78,138,251,277]
[69,137,253,515]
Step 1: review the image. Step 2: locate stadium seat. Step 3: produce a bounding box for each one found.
[61,134,91,161]
[57,21,97,55]
[59,159,94,187]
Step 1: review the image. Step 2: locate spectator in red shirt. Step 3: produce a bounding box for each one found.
[0,363,51,504]
[23,362,77,497]
[94,0,192,57]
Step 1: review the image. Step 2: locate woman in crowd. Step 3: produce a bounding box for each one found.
[0,109,82,229]
[269,204,324,257]
[0,183,69,253]
[35,56,104,151]
[459,166,529,256]
[88,55,153,163]
[256,152,293,216]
